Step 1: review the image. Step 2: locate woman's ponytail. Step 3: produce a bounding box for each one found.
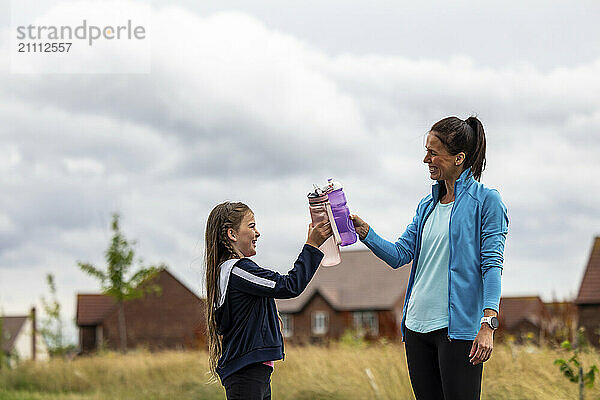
[464,116,486,181]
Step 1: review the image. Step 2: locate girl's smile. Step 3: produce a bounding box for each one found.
[230,212,260,257]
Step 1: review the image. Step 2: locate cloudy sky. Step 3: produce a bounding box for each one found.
[1,0,598,343]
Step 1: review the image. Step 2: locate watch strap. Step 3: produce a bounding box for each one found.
[480,316,497,330]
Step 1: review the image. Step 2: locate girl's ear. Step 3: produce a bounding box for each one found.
[227,228,237,242]
[455,152,466,166]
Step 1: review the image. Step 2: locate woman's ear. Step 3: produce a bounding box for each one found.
[455,152,466,166]
[227,228,237,242]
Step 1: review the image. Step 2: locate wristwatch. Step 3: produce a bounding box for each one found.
[480,316,499,330]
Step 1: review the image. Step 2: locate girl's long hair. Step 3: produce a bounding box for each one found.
[205,201,251,379]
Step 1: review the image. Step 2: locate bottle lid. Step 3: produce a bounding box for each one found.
[308,187,328,203]
[325,178,343,192]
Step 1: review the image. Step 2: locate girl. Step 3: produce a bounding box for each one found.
[205,201,331,400]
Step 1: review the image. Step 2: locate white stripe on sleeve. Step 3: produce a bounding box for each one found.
[232,266,277,289]
[217,259,239,309]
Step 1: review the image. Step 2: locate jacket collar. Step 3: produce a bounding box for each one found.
[431,167,475,201]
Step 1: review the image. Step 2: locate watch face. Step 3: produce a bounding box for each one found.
[490,317,499,329]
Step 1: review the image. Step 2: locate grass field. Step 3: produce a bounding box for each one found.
[0,343,598,399]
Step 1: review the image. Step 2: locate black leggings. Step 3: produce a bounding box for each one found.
[222,363,273,400]
[404,327,483,400]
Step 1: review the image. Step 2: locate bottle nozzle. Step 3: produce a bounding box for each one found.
[311,184,324,196]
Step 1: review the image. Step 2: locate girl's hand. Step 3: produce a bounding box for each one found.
[306,221,333,248]
[350,214,370,240]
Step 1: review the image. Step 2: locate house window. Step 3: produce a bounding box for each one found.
[312,311,328,335]
[280,313,293,338]
[352,311,379,336]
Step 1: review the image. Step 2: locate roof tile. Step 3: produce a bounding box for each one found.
[76,294,116,326]
[1,316,28,352]
[575,237,600,304]
[499,296,547,329]
[276,249,411,313]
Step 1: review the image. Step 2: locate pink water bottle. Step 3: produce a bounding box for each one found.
[323,179,357,246]
[308,189,341,267]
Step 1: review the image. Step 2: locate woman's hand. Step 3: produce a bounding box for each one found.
[469,324,494,365]
[350,214,370,240]
[306,221,333,248]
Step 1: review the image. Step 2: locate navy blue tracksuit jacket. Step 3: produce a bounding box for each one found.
[215,244,324,381]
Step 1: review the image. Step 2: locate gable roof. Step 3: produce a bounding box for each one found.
[159,269,203,301]
[575,237,600,304]
[1,316,28,353]
[276,249,411,313]
[76,294,116,326]
[499,296,547,330]
[76,269,203,326]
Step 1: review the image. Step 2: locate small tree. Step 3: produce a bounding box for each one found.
[40,274,76,356]
[554,328,598,400]
[78,213,164,353]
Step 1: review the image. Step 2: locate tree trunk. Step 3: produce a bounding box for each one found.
[117,301,127,353]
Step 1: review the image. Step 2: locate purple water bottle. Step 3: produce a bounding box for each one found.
[324,179,357,246]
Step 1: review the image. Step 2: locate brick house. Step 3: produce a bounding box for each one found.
[575,236,600,347]
[76,269,206,353]
[496,296,551,344]
[276,250,411,344]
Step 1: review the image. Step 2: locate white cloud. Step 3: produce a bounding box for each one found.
[0,144,22,171]
[0,213,14,233]
[62,157,105,175]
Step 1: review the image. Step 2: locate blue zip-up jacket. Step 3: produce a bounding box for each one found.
[215,244,323,381]
[362,168,509,340]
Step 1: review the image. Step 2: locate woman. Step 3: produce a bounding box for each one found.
[351,116,508,400]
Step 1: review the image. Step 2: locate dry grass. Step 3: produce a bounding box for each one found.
[0,344,598,399]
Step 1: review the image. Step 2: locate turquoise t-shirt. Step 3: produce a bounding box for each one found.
[405,200,453,333]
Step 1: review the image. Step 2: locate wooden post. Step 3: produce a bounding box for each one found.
[31,307,37,361]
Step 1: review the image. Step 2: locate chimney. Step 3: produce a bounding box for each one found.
[30,307,36,361]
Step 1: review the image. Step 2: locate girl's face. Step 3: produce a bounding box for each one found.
[423,133,463,182]
[229,212,260,258]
